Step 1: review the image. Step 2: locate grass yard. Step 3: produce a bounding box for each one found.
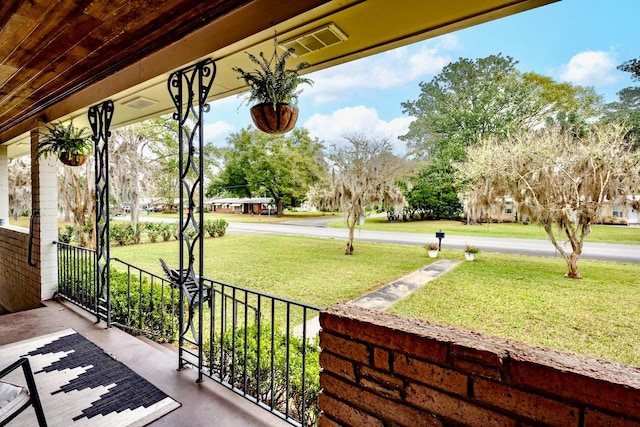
[111,234,429,309]
[388,253,640,367]
[328,217,640,245]
[110,234,640,367]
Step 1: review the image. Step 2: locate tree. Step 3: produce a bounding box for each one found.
[401,54,602,162]
[58,160,96,247]
[405,159,462,219]
[604,57,640,151]
[109,126,153,241]
[8,158,31,220]
[458,124,640,279]
[402,54,603,224]
[618,58,640,78]
[140,117,181,206]
[208,127,325,214]
[308,135,406,255]
[110,117,219,235]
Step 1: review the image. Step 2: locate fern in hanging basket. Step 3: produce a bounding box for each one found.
[233,41,313,110]
[36,121,92,166]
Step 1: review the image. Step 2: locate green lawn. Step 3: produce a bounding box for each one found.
[111,234,429,309]
[110,234,640,367]
[328,217,640,245]
[388,252,640,367]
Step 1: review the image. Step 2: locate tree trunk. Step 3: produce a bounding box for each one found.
[131,192,140,243]
[543,223,582,279]
[345,241,354,255]
[345,215,356,255]
[565,252,582,279]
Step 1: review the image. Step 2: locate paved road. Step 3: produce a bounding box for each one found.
[113,215,640,263]
[227,221,640,263]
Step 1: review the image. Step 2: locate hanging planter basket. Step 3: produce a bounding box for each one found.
[59,152,87,166]
[250,103,299,134]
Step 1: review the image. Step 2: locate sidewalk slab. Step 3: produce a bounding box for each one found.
[294,258,461,338]
[351,259,461,311]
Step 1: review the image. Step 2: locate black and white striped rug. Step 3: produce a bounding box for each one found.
[0,329,180,426]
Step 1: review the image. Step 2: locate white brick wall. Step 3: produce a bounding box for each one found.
[31,126,59,300]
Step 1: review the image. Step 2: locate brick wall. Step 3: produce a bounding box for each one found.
[0,226,41,312]
[319,303,640,427]
[31,127,59,300]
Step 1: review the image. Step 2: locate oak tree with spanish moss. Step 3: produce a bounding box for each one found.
[308,135,407,255]
[458,123,640,279]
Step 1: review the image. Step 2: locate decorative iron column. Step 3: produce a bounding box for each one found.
[88,100,114,325]
[168,59,216,378]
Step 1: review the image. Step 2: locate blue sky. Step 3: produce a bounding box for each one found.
[203,0,639,154]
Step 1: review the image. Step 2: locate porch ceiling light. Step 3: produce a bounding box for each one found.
[122,96,159,110]
[279,23,348,57]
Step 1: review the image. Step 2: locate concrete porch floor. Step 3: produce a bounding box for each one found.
[0,299,290,427]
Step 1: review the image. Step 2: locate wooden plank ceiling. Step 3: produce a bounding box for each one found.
[0,0,250,138]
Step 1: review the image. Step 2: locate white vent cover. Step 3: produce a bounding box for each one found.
[279,23,348,57]
[122,96,158,110]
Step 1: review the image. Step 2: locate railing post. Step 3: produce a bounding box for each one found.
[168,58,216,379]
[88,100,114,326]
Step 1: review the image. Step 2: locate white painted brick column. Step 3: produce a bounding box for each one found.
[31,126,59,300]
[0,145,8,225]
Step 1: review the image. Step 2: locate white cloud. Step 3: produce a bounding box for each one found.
[305,37,456,104]
[434,34,462,50]
[558,50,620,86]
[303,106,415,154]
[203,120,234,145]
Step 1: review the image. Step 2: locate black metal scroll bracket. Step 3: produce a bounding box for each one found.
[88,100,114,325]
[168,58,216,379]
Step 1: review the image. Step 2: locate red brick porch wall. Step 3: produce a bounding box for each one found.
[318,303,640,427]
[0,226,40,312]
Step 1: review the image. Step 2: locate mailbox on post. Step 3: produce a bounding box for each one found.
[435,230,445,251]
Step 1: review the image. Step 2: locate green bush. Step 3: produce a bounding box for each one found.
[109,269,178,342]
[58,225,74,243]
[161,222,176,241]
[57,254,95,304]
[133,222,145,244]
[216,219,228,237]
[205,324,319,424]
[110,222,134,245]
[145,222,162,243]
[204,219,229,237]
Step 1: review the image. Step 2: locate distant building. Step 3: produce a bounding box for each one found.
[210,197,273,214]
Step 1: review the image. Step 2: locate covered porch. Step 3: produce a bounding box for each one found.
[0,298,289,426]
[8,1,638,426]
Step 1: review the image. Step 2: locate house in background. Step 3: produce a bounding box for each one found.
[599,195,640,225]
[468,195,640,225]
[210,197,273,214]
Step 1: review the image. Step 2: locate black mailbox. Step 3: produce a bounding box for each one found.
[435,230,445,250]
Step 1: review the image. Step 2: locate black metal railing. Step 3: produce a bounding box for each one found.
[109,258,180,343]
[56,245,321,426]
[198,278,321,427]
[56,242,97,315]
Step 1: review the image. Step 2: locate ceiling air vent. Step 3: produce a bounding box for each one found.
[279,23,348,57]
[122,96,158,110]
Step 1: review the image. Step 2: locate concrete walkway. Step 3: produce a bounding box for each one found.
[294,258,461,338]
